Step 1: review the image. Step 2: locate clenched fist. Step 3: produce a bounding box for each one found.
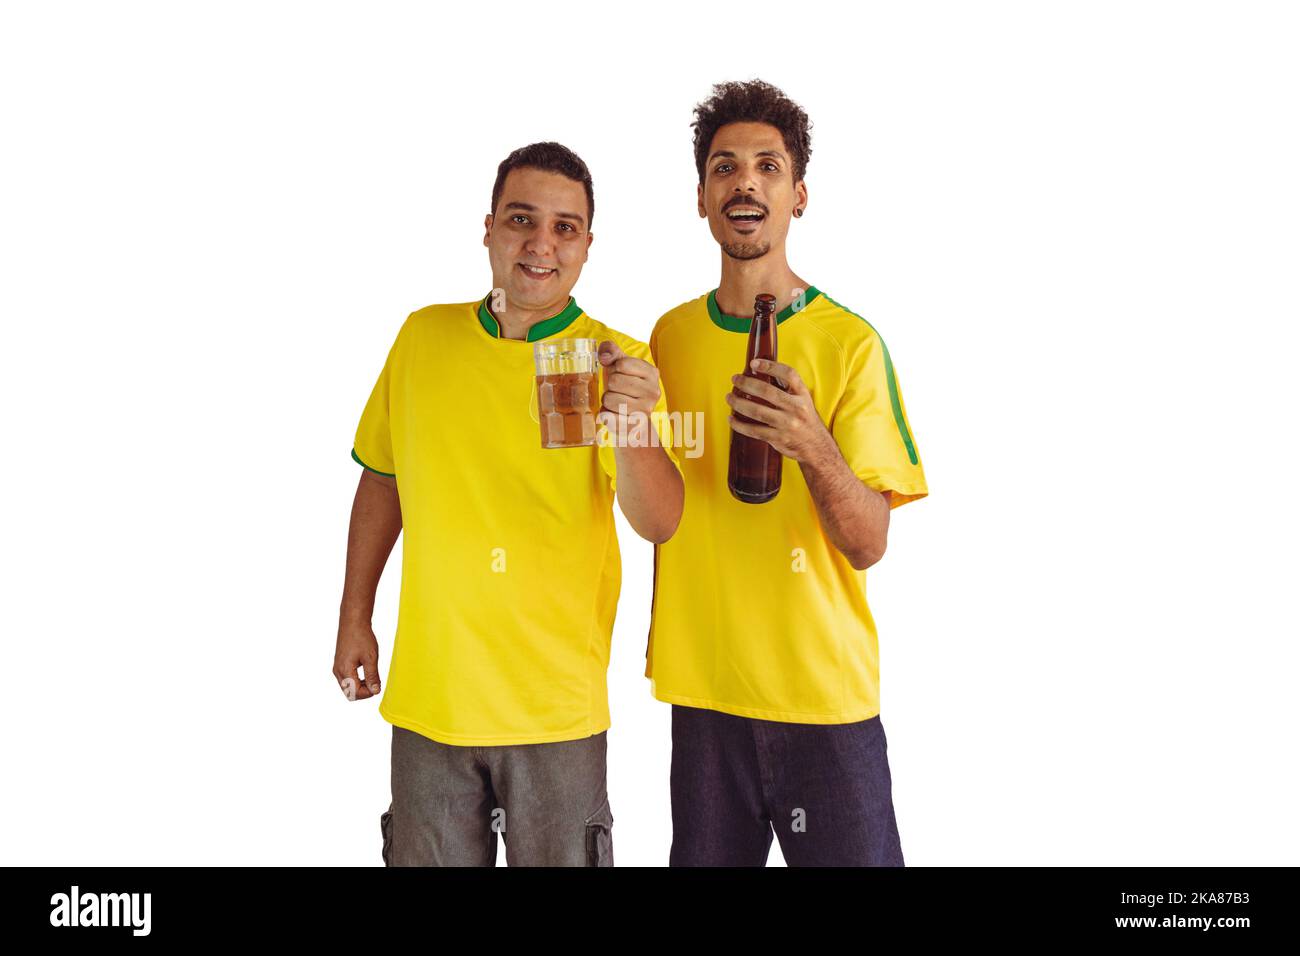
[597,340,660,444]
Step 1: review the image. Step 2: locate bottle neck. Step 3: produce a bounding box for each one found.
[745,309,777,364]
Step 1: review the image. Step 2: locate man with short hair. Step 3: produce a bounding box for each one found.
[646,81,929,866]
[337,141,683,866]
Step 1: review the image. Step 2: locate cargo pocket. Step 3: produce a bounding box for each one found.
[380,805,394,867]
[584,797,614,867]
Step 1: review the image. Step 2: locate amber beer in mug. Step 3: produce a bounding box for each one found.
[535,338,600,448]
[728,293,784,503]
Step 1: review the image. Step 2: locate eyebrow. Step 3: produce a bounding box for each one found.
[707,149,788,163]
[503,201,586,227]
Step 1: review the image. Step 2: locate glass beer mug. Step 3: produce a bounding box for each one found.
[534,338,601,449]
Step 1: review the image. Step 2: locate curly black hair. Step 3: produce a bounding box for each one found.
[490,141,595,229]
[691,79,813,185]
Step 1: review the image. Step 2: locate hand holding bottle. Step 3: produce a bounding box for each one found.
[726,358,835,465]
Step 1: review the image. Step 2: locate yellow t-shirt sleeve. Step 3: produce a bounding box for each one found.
[351,323,404,477]
[831,329,928,509]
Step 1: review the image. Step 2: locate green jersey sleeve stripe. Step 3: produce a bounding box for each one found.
[824,294,919,466]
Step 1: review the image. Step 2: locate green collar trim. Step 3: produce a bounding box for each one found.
[477,294,584,342]
[706,286,821,332]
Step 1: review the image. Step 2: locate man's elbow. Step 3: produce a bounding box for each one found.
[640,510,682,545]
[847,540,887,571]
[633,473,684,544]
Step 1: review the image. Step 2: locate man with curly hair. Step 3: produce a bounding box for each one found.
[646,80,929,866]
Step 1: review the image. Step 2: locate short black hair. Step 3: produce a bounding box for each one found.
[490,142,595,229]
[691,79,813,185]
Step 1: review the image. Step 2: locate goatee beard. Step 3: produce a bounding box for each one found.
[722,240,771,260]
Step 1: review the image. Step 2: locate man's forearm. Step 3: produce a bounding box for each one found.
[798,438,889,571]
[340,474,403,624]
[612,444,684,544]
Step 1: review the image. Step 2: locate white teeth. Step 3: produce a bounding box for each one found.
[521,265,554,274]
[727,210,764,219]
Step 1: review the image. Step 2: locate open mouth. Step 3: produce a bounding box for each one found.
[725,207,766,229]
[518,263,557,280]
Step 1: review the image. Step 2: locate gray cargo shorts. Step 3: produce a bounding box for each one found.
[380,724,613,867]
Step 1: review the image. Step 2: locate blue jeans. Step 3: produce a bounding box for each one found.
[668,704,904,866]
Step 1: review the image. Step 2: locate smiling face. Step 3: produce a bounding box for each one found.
[484,166,593,313]
[698,121,808,261]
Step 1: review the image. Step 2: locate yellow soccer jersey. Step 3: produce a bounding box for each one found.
[646,286,928,724]
[353,294,679,746]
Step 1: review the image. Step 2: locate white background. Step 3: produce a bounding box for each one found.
[2,0,1297,866]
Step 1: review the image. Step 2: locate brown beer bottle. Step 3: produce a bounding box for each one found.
[728,292,784,504]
